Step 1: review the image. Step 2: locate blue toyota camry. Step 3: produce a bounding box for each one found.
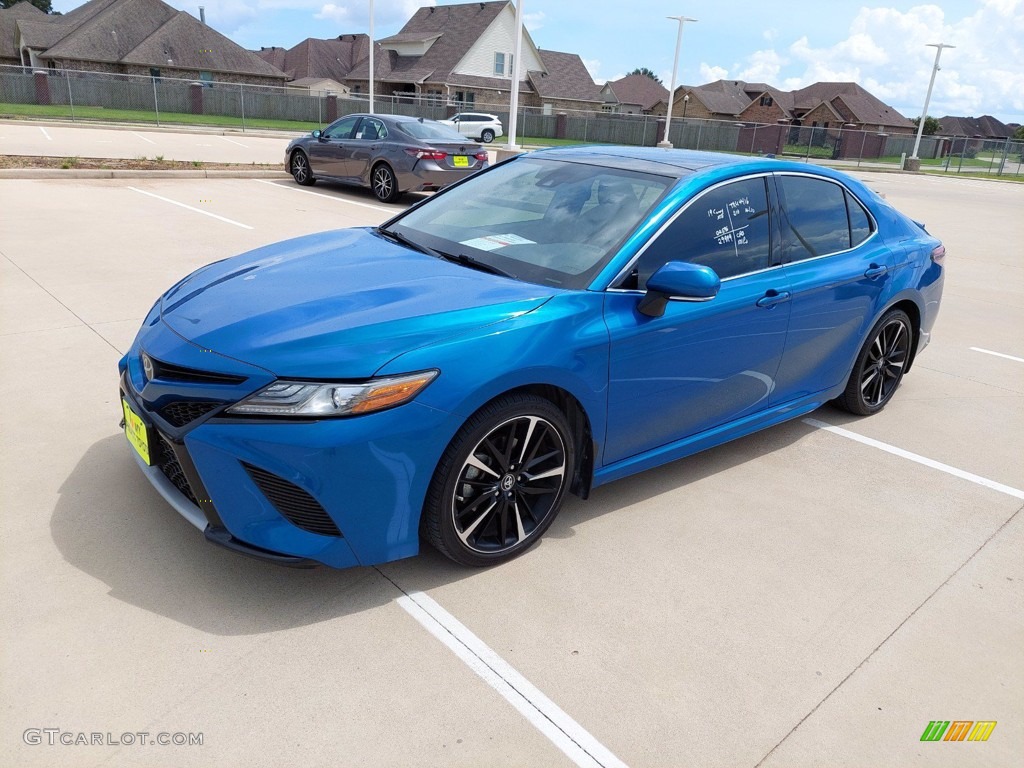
[119,146,944,568]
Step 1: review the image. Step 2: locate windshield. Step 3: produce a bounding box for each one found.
[397,120,470,141]
[387,157,673,288]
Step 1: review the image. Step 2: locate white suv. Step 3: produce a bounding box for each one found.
[441,113,504,143]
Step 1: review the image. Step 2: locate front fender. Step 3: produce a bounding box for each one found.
[377,291,610,450]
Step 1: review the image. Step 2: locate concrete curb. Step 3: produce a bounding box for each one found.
[0,168,289,179]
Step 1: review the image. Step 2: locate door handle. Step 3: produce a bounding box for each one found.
[864,264,889,279]
[756,289,791,308]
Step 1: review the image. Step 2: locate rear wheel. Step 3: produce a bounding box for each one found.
[480,129,495,143]
[422,394,574,567]
[290,151,315,186]
[371,163,401,203]
[836,309,912,415]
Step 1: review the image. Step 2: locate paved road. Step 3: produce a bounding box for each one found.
[0,172,1021,767]
[0,120,295,164]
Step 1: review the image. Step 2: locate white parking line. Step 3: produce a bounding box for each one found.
[39,126,52,141]
[219,135,248,148]
[396,590,628,768]
[132,131,156,145]
[969,347,1024,364]
[254,178,397,214]
[126,186,254,230]
[803,418,1024,500]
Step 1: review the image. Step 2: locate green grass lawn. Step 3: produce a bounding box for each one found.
[0,102,319,133]
[517,135,601,147]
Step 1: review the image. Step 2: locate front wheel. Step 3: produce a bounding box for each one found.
[422,394,575,567]
[836,309,912,415]
[480,129,495,143]
[290,151,315,186]
[371,163,401,203]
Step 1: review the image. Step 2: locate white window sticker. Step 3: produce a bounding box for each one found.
[460,233,536,251]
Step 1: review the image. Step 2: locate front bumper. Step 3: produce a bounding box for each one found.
[119,347,458,569]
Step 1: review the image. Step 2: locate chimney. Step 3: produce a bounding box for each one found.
[199,6,206,24]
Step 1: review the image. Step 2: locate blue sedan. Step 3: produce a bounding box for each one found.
[119,147,944,568]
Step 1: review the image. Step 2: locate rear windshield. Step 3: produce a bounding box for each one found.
[397,120,469,141]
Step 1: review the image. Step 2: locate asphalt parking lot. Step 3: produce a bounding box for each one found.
[1,170,1021,767]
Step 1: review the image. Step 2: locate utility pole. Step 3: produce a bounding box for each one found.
[658,15,697,149]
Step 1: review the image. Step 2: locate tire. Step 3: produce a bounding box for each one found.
[290,151,315,186]
[371,163,401,203]
[422,394,575,567]
[480,129,495,143]
[835,309,913,415]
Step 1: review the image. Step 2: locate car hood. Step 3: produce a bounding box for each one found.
[161,228,555,379]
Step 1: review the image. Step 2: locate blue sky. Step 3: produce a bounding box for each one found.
[54,0,1024,123]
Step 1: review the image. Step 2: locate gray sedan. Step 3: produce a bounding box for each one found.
[285,114,489,202]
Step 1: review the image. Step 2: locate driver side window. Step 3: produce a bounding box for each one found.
[630,177,772,288]
[322,115,358,140]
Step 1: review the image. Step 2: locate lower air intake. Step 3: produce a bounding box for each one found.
[242,463,341,537]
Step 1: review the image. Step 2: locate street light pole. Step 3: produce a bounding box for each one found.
[658,15,697,149]
[507,0,525,149]
[368,0,375,114]
[911,42,955,160]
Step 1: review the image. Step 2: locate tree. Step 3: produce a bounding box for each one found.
[628,67,663,85]
[0,0,53,11]
[1014,125,1024,141]
[911,115,941,135]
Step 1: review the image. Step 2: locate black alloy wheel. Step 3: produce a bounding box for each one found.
[291,151,315,186]
[837,308,912,415]
[371,163,400,203]
[423,394,574,567]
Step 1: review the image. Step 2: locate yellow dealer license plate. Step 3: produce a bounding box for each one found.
[453,155,469,167]
[122,398,151,465]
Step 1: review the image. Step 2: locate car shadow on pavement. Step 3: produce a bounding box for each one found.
[381,417,815,590]
[51,434,395,636]
[53,420,816,633]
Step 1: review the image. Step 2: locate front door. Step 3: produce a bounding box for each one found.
[603,175,792,464]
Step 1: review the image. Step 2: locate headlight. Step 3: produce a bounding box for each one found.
[227,370,438,417]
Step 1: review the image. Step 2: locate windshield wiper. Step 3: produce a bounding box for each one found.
[377,226,449,260]
[377,227,516,279]
[444,252,517,279]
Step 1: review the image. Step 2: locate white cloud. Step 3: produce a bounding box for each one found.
[698,63,728,82]
[762,28,778,43]
[581,58,602,80]
[779,2,1024,120]
[523,11,546,32]
[735,49,784,83]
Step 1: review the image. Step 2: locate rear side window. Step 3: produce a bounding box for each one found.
[633,176,772,286]
[778,175,850,261]
[847,192,872,247]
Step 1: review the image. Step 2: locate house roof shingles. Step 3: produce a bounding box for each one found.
[939,114,1012,138]
[605,73,669,111]
[0,1,46,59]
[255,35,369,82]
[5,0,285,80]
[528,49,600,102]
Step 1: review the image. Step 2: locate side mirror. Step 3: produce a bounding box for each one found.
[637,261,720,318]
[312,129,322,139]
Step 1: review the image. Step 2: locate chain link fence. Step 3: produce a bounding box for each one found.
[2,64,1021,177]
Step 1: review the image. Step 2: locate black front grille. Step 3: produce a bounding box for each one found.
[155,434,198,506]
[149,356,247,385]
[243,463,341,537]
[160,401,219,427]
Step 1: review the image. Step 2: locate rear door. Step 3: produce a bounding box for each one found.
[771,173,896,402]
[347,116,388,180]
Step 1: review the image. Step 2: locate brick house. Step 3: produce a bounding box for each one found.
[254,34,368,95]
[5,0,286,86]
[600,73,669,115]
